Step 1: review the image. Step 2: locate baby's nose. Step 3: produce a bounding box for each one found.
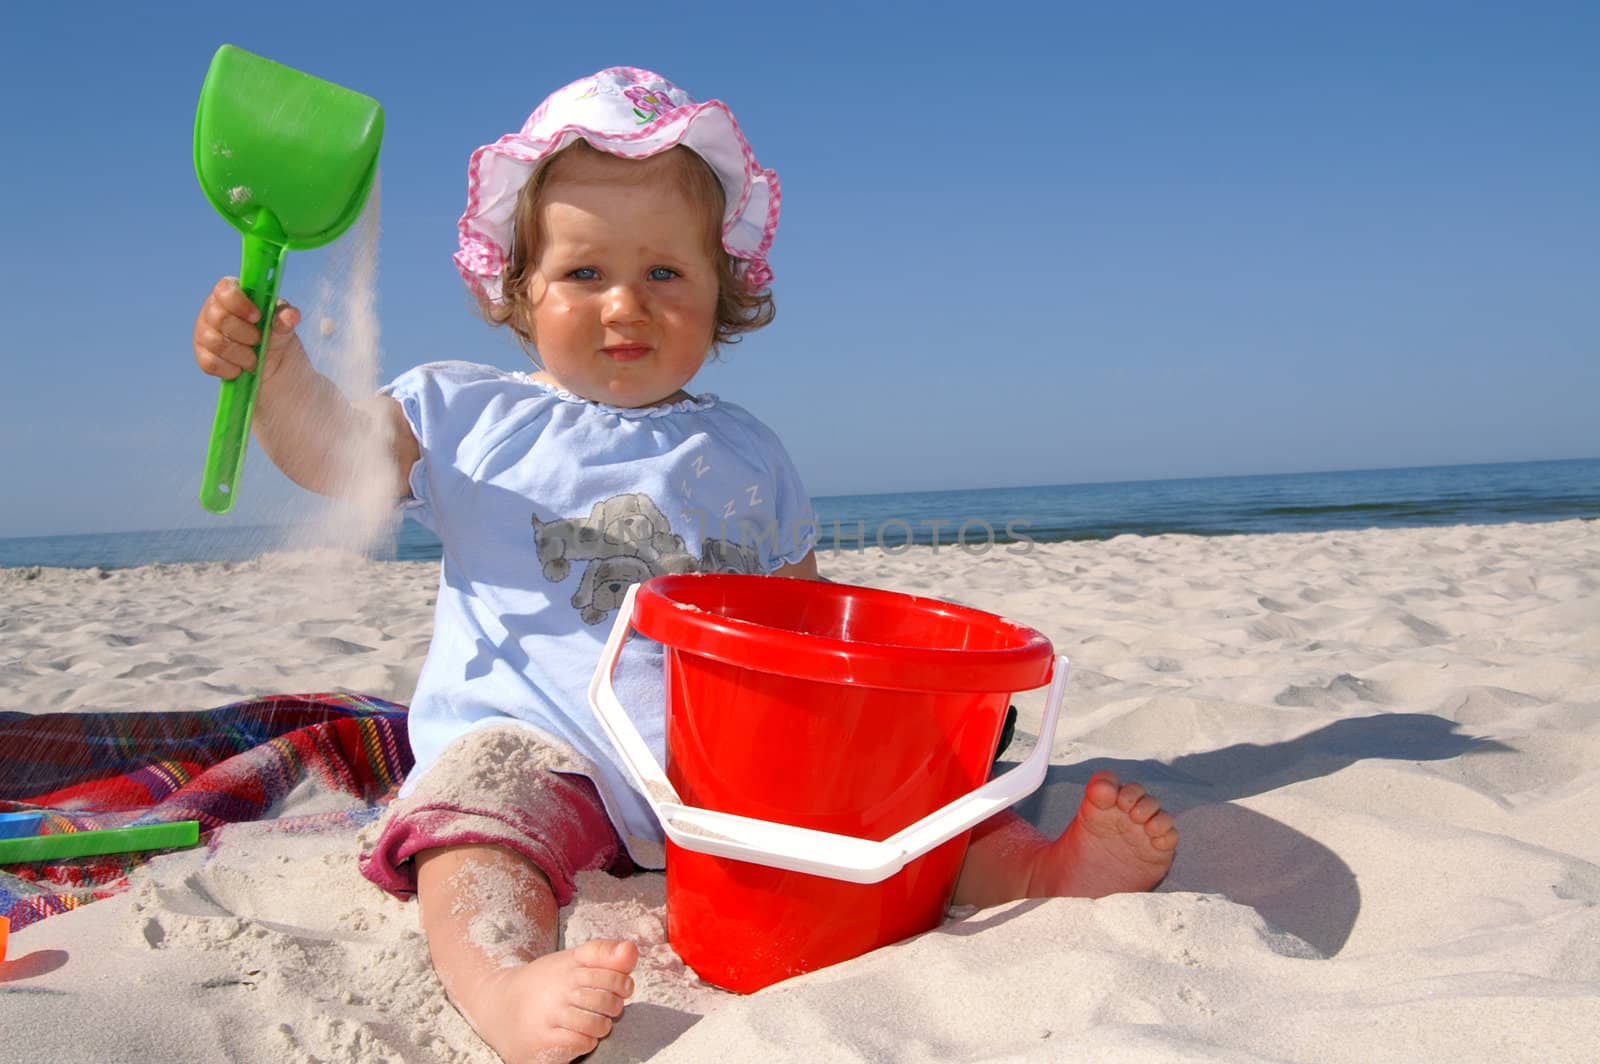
[602,283,649,323]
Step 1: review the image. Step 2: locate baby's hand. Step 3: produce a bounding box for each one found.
[192,276,304,383]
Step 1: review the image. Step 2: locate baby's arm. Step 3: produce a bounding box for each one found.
[192,277,419,499]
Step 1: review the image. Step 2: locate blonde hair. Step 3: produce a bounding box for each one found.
[482,141,775,358]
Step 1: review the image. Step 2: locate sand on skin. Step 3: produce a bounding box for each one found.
[2,519,1598,1062]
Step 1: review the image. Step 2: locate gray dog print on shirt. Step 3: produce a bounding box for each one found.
[532,493,764,624]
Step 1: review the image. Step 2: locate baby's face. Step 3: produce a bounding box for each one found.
[522,159,720,408]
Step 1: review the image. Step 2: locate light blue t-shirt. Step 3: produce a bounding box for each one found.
[382,361,817,867]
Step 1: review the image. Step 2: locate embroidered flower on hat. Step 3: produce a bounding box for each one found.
[624,85,673,124]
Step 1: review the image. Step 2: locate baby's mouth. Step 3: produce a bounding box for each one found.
[601,344,652,362]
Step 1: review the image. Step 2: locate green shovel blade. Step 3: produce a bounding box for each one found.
[194,44,383,513]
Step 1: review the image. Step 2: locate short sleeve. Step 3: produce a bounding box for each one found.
[711,403,818,571]
[767,440,818,569]
[378,361,514,533]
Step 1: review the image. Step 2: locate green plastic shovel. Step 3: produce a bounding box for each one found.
[194,44,383,514]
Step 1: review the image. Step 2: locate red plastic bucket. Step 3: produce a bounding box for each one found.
[623,574,1055,993]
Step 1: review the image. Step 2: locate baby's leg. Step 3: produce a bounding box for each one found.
[953,770,1178,909]
[416,843,637,1064]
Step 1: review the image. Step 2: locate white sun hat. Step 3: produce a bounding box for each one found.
[455,66,780,303]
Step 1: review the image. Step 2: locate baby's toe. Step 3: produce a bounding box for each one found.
[1127,793,1162,824]
[558,1004,614,1042]
[549,1030,601,1061]
[1115,782,1147,813]
[572,984,628,1018]
[1146,811,1179,849]
[574,938,639,975]
[1084,770,1123,809]
[577,963,634,997]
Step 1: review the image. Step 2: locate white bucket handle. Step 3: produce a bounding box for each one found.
[588,582,1068,885]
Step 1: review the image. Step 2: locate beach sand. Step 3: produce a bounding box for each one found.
[3,520,1598,1062]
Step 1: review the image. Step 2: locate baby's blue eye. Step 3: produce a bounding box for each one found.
[649,267,679,281]
[569,267,599,281]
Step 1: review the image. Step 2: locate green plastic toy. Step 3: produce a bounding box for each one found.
[194,44,384,514]
[0,820,201,863]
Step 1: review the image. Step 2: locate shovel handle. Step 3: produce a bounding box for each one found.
[200,233,286,513]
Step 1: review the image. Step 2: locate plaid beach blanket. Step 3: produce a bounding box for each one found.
[0,694,412,934]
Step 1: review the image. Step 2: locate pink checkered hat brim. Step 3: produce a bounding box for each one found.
[455,67,780,303]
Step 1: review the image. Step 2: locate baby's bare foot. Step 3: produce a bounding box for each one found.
[469,938,638,1064]
[1027,770,1178,898]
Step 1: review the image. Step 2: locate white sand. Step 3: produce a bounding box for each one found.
[3,520,1598,1062]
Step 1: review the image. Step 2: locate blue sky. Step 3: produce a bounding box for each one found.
[2,1,1595,537]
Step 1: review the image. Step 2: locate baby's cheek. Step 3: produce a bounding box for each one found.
[674,295,719,337]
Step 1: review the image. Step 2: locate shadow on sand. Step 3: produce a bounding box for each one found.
[0,948,70,983]
[590,1001,704,1063]
[1001,712,1509,956]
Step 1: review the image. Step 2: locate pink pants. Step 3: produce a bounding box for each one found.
[359,726,635,906]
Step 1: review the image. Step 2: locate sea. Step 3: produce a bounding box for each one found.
[3,458,1596,571]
